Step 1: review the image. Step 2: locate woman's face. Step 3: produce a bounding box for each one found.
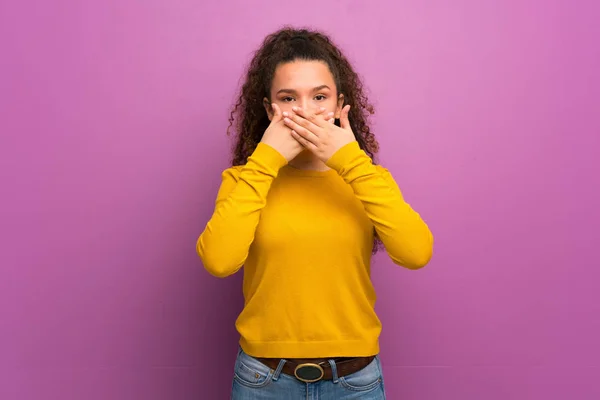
[264,60,344,121]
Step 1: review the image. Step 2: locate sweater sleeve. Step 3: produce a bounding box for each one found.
[196,143,288,277]
[326,141,434,269]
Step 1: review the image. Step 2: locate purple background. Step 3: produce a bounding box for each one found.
[1,0,599,399]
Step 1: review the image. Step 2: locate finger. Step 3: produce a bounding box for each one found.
[292,106,327,129]
[271,103,283,121]
[317,109,335,123]
[283,108,328,120]
[340,105,351,130]
[285,113,321,137]
[291,130,319,152]
[284,117,319,144]
[317,111,334,123]
[289,108,332,122]
[328,118,335,124]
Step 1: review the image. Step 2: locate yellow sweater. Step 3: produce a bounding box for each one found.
[197,141,433,358]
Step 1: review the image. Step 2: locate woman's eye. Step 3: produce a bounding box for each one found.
[315,95,326,101]
[282,97,294,102]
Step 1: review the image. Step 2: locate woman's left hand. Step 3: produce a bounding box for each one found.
[283,105,356,163]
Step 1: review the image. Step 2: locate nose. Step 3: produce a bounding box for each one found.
[299,98,310,111]
[300,98,319,114]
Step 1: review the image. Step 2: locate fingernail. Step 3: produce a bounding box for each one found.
[292,106,298,111]
[283,112,288,117]
[284,118,291,123]
[328,112,334,116]
[320,107,326,112]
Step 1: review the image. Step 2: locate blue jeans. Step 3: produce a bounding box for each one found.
[231,347,386,399]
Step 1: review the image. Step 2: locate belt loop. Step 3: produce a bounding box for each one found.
[272,359,287,381]
[327,359,339,383]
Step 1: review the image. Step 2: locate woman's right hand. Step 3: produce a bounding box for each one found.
[261,103,330,162]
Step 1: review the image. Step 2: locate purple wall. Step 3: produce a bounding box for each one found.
[1,0,599,399]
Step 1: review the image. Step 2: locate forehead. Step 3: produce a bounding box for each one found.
[271,60,336,91]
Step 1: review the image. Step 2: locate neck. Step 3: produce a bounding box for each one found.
[288,150,330,171]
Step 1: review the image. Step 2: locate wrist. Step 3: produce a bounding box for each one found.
[325,141,362,172]
[251,143,289,171]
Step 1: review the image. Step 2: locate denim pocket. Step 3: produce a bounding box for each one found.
[339,356,383,392]
[233,347,274,388]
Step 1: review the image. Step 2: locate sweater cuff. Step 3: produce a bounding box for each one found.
[249,143,288,172]
[325,141,364,172]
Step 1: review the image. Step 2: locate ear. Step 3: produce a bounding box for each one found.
[335,94,345,119]
[263,97,274,121]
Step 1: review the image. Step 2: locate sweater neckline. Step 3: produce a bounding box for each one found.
[280,165,338,178]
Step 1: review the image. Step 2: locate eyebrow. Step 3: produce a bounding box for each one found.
[276,85,331,95]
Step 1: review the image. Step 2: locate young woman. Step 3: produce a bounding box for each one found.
[197,27,433,400]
